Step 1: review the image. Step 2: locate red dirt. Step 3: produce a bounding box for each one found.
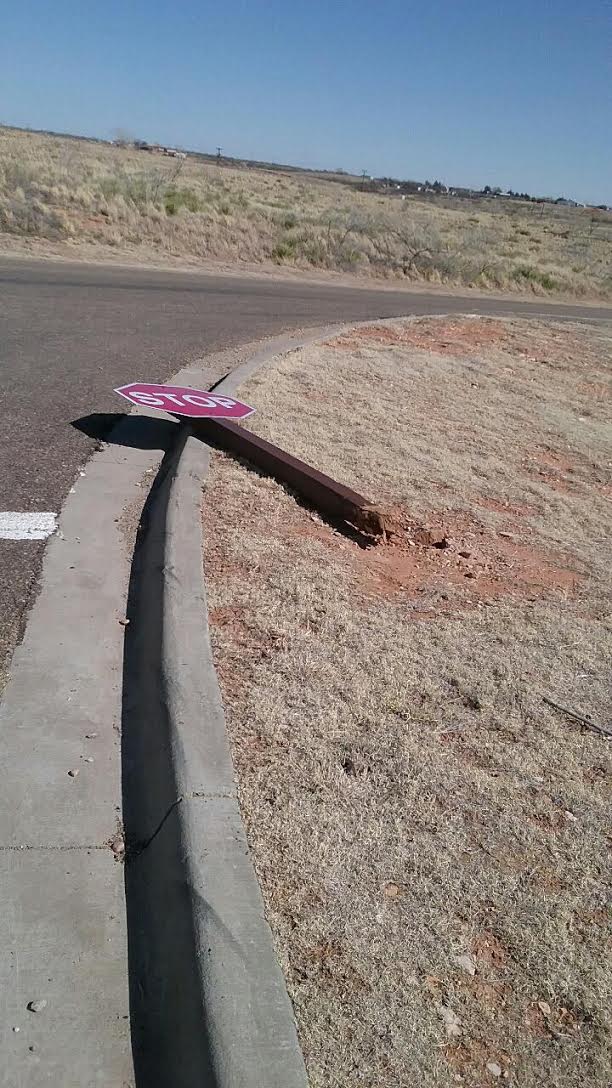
[326,318,513,356]
[475,495,541,518]
[524,1003,551,1038]
[523,446,578,493]
[471,932,508,970]
[463,977,511,1011]
[444,1038,511,1084]
[282,504,579,612]
[531,448,574,474]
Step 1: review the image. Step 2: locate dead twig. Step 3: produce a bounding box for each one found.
[543,696,612,739]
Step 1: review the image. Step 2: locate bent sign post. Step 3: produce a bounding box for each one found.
[114,382,255,420]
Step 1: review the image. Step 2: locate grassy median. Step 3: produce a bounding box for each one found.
[203,317,611,1087]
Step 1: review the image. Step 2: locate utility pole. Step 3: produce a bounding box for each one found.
[216,146,222,164]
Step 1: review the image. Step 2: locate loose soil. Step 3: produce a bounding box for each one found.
[202,316,612,1088]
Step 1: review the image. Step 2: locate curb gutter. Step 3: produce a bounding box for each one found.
[124,425,308,1087]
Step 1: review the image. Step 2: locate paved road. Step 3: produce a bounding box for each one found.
[1,254,611,673]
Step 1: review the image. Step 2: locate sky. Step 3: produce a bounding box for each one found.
[1,1,610,204]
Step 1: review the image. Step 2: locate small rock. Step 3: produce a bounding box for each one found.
[108,832,125,860]
[27,1000,47,1014]
[464,571,476,579]
[12,1026,20,1033]
[67,768,79,778]
[414,527,447,548]
[82,756,94,763]
[538,1000,551,1016]
[384,882,400,897]
[439,1004,462,1037]
[458,550,472,559]
[455,953,476,976]
[498,531,514,539]
[29,1045,36,1052]
[85,732,98,739]
[486,1062,502,1077]
[118,618,130,627]
[564,810,578,822]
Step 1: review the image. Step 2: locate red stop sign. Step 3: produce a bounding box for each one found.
[114,382,255,419]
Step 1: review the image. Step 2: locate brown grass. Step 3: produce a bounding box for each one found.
[2,127,612,298]
[202,317,612,1087]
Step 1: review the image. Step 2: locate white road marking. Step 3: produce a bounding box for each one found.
[0,512,57,540]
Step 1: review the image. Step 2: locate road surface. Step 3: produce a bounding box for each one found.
[1,254,610,673]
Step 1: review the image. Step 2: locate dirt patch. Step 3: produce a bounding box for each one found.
[474,496,541,518]
[327,316,513,354]
[326,317,612,369]
[203,316,612,1088]
[281,502,579,613]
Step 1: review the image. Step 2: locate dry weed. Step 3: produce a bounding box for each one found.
[1,128,611,297]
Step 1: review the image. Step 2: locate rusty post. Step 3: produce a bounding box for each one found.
[193,418,386,537]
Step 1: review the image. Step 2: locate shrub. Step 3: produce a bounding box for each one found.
[164,188,203,215]
[297,235,328,266]
[97,165,184,210]
[271,237,298,262]
[512,265,558,290]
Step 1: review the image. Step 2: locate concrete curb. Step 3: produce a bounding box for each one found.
[123,426,309,1087]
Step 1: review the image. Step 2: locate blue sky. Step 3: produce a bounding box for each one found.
[1,1,610,203]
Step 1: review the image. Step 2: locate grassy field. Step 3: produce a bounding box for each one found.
[202,317,611,1087]
[1,127,611,297]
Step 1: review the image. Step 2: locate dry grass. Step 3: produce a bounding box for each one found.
[202,317,612,1087]
[2,127,612,297]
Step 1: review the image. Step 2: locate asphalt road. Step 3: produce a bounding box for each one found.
[1,254,611,673]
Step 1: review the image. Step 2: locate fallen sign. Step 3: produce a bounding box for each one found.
[195,417,387,540]
[114,382,255,420]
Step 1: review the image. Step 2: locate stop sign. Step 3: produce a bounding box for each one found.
[114,382,255,420]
